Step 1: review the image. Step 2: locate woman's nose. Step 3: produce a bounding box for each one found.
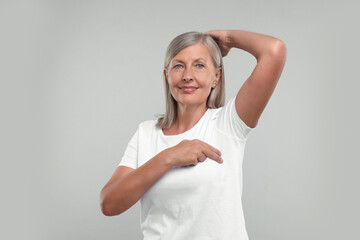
[182,67,193,82]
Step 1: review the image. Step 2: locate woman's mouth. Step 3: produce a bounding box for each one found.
[179,86,198,93]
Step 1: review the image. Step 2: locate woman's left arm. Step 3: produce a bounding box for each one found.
[207,30,287,128]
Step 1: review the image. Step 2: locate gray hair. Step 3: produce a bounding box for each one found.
[155,31,225,129]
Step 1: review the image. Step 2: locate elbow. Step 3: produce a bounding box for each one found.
[269,39,287,62]
[257,39,287,63]
[100,190,122,216]
[100,199,123,216]
[101,205,116,217]
[100,200,114,216]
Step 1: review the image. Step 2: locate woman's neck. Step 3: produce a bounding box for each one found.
[171,103,208,134]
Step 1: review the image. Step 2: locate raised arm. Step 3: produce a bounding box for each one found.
[206,30,287,128]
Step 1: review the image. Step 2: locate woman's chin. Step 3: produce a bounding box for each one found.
[176,98,206,107]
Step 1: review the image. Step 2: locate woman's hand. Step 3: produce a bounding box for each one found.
[205,30,232,57]
[162,139,223,168]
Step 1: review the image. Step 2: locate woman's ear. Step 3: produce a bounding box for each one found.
[163,68,168,81]
[213,67,222,88]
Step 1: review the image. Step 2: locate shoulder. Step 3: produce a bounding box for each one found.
[139,119,156,127]
[212,96,254,141]
[213,97,237,119]
[138,119,158,133]
[207,98,231,120]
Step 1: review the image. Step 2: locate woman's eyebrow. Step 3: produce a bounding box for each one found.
[172,58,206,63]
[171,59,184,64]
[194,58,206,62]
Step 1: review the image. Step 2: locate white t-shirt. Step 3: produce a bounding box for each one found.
[119,96,254,240]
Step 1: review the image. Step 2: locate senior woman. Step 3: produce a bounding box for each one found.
[100,29,287,239]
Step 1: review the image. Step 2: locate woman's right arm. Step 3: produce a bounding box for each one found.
[100,150,173,216]
[100,139,222,216]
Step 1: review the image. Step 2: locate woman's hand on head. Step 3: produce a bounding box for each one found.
[205,30,232,57]
[162,139,223,168]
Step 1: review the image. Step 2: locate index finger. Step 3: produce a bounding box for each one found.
[202,148,223,164]
[201,141,222,156]
[199,142,223,163]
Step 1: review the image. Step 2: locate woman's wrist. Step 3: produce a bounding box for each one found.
[156,148,175,170]
[224,30,235,49]
[226,30,250,49]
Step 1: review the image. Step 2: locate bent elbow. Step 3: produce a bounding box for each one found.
[101,207,115,217]
[100,201,112,216]
[100,200,121,216]
[100,194,129,216]
[270,39,287,61]
[100,191,120,216]
[100,186,131,216]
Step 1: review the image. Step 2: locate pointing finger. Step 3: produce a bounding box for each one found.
[203,149,223,164]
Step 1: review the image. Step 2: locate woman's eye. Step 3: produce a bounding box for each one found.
[174,64,183,69]
[196,64,205,68]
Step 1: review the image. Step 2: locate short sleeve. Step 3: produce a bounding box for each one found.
[118,128,139,169]
[216,96,255,141]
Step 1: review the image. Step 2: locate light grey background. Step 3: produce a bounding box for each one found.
[1,0,359,239]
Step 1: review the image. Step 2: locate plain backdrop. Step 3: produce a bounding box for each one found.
[1,0,359,239]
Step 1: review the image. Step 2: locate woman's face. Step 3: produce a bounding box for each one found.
[164,42,221,109]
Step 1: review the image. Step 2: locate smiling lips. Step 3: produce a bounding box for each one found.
[179,86,198,93]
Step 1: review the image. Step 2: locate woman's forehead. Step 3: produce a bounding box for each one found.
[172,43,212,61]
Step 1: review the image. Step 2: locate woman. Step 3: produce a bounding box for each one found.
[100,30,286,239]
